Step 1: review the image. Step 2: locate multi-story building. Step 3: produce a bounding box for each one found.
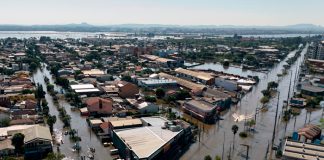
[183,99,217,123]
[309,41,324,60]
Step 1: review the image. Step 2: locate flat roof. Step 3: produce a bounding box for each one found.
[141,79,177,85]
[75,88,100,93]
[115,126,181,159]
[184,100,216,111]
[301,84,324,93]
[89,119,103,125]
[159,72,206,91]
[71,84,95,90]
[82,69,105,75]
[175,68,215,81]
[283,140,324,159]
[110,118,142,128]
[308,59,324,63]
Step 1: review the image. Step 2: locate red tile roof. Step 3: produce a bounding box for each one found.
[86,97,113,114]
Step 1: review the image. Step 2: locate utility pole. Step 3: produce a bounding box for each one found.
[286,72,293,112]
[270,91,280,159]
[241,144,250,160]
[222,132,225,160]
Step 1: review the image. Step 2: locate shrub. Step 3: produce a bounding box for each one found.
[239,131,248,138]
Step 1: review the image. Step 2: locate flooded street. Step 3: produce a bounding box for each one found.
[33,65,113,160]
[30,44,323,160]
[181,44,324,160]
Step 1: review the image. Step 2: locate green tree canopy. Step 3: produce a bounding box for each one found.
[11,133,25,154]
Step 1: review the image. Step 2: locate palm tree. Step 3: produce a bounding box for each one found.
[231,125,239,151]
[11,133,25,154]
[47,115,57,134]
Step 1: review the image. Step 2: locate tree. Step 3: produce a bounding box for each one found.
[223,60,230,66]
[62,115,71,127]
[215,155,221,160]
[306,98,317,108]
[144,96,157,102]
[121,75,132,82]
[247,119,256,131]
[47,115,57,133]
[267,81,278,90]
[176,90,191,100]
[35,84,45,100]
[231,125,239,151]
[0,118,10,127]
[204,155,212,160]
[45,152,65,160]
[155,88,165,98]
[47,84,55,93]
[42,99,49,116]
[260,96,270,104]
[44,76,50,84]
[29,62,38,72]
[11,133,25,154]
[55,77,69,89]
[22,89,33,94]
[261,89,271,97]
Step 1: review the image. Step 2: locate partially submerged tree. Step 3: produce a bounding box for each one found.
[11,133,25,154]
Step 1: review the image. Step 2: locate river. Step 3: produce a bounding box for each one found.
[33,65,113,160]
[180,43,324,160]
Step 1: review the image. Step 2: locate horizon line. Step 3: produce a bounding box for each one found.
[0,23,323,28]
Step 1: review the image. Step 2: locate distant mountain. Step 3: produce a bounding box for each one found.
[0,23,323,34]
[284,24,324,31]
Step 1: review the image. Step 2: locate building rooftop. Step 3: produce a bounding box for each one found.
[141,79,177,85]
[110,118,142,128]
[283,140,324,159]
[71,84,95,90]
[82,69,105,75]
[75,88,100,93]
[0,125,51,143]
[0,125,37,137]
[159,72,206,91]
[175,68,215,81]
[115,126,181,159]
[184,100,216,112]
[23,125,52,143]
[308,58,324,63]
[89,119,103,125]
[301,84,324,93]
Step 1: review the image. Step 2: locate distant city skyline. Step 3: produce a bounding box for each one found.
[1,0,324,26]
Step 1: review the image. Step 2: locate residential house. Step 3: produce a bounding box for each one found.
[86,97,113,116]
[114,81,139,98]
[0,125,52,160]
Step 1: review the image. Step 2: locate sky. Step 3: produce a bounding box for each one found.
[1,0,324,26]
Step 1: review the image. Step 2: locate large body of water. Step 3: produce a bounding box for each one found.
[0,31,318,39]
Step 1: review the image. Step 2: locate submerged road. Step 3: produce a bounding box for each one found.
[180,44,323,160]
[33,64,113,160]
